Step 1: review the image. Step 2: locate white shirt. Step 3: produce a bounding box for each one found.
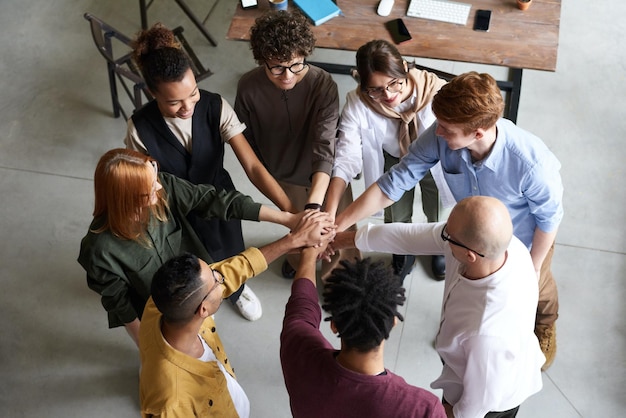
[199,336,250,418]
[354,222,544,417]
[334,88,436,189]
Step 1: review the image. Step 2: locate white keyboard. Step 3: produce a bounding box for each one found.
[406,0,471,25]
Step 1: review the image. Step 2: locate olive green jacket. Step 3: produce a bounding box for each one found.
[78,172,261,328]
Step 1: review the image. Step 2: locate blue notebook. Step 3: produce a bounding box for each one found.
[293,0,342,26]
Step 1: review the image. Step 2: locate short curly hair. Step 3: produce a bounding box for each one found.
[249,10,316,64]
[322,258,406,352]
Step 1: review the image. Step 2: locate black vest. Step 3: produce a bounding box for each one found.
[132,90,245,261]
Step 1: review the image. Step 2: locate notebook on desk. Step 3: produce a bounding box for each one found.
[293,0,342,26]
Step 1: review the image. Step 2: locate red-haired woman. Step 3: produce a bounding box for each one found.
[78,149,300,346]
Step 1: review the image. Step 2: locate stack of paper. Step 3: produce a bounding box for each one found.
[293,0,342,26]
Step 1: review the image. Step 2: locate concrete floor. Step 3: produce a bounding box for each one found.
[0,0,624,417]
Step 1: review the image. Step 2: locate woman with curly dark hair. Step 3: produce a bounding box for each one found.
[235,10,359,281]
[124,23,295,321]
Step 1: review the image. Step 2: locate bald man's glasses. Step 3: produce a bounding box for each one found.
[441,224,485,258]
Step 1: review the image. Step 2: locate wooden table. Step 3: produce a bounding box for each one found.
[227,0,561,122]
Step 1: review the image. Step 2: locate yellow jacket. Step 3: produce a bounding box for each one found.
[139,248,267,417]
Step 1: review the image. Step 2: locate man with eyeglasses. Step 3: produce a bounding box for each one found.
[139,211,335,418]
[234,10,359,281]
[335,72,563,372]
[330,196,545,418]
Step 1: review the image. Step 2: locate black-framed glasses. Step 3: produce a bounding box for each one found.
[195,269,225,313]
[265,61,308,76]
[440,224,485,258]
[365,78,405,99]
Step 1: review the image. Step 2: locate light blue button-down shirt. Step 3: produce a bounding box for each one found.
[378,119,564,248]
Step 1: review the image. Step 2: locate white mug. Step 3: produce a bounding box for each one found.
[269,0,288,11]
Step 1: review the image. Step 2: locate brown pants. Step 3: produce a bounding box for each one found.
[536,242,559,330]
[279,181,361,281]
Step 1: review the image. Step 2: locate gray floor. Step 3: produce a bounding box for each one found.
[1,0,624,417]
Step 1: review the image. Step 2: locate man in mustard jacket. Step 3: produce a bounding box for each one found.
[139,211,333,417]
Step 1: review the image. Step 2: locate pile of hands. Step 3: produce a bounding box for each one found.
[288,209,339,261]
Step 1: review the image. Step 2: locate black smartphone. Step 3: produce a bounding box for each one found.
[240,0,258,9]
[473,9,492,32]
[385,18,412,45]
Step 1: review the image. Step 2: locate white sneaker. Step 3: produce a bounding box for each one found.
[235,285,262,321]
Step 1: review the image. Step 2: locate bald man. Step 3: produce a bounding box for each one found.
[331,196,544,418]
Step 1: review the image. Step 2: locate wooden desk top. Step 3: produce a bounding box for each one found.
[227,0,560,71]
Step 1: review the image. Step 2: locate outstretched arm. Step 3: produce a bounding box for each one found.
[324,177,348,220]
[319,230,357,262]
[306,171,331,208]
[295,245,327,287]
[258,211,336,265]
[258,205,314,231]
[230,133,296,213]
[335,183,395,231]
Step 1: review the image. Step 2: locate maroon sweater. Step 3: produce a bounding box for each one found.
[280,279,446,418]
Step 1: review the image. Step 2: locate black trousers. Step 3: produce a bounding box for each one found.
[485,405,520,418]
[443,398,520,418]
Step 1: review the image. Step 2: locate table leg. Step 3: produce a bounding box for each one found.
[140,0,148,30]
[174,0,218,46]
[506,68,522,124]
[139,0,218,46]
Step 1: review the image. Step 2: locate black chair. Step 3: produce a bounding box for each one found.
[84,12,212,120]
[139,0,221,46]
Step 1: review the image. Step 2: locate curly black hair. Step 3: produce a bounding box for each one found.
[322,258,406,352]
[249,10,316,64]
[131,23,191,92]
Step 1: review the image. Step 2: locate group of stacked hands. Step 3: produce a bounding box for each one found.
[78,9,563,418]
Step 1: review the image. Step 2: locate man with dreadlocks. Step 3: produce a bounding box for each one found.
[279,245,445,417]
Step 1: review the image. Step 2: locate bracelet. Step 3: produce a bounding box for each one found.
[304,203,322,211]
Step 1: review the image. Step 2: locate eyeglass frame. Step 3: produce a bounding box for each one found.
[149,160,159,192]
[364,78,405,99]
[194,269,225,313]
[440,224,485,258]
[264,61,309,76]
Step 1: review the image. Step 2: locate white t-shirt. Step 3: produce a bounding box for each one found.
[199,336,250,418]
